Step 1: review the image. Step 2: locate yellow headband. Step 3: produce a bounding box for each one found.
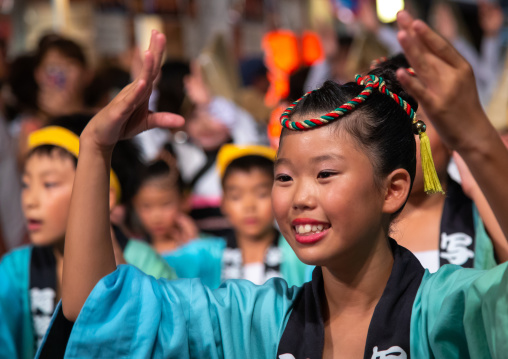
[28,126,122,202]
[216,144,277,178]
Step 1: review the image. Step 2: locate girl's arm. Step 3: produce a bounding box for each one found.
[396,11,508,242]
[61,31,184,321]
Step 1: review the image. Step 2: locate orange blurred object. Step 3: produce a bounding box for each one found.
[302,31,324,66]
[267,103,286,150]
[262,30,324,107]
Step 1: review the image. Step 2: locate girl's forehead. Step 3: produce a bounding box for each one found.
[278,126,352,157]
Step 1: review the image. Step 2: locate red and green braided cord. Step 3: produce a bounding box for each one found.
[280,74,416,131]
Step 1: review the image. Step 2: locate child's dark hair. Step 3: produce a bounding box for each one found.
[27,113,143,205]
[280,54,417,216]
[6,54,39,118]
[222,155,275,188]
[36,35,87,68]
[136,143,186,195]
[156,60,190,115]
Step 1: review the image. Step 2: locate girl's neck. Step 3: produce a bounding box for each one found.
[406,175,449,211]
[236,227,276,264]
[405,185,446,214]
[322,233,394,317]
[151,234,180,253]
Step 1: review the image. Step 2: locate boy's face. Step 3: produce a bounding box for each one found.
[133,183,181,239]
[22,152,75,246]
[221,169,274,239]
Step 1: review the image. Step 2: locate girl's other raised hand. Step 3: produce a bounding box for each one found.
[395,11,489,155]
[82,30,184,151]
[395,11,508,246]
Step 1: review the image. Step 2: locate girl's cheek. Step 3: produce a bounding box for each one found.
[271,193,289,222]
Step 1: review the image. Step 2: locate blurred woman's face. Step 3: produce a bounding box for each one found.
[35,49,88,94]
[186,107,231,151]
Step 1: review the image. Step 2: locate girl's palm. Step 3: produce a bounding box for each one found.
[85,31,184,149]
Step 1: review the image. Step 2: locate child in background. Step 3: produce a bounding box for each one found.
[36,19,508,358]
[163,144,309,288]
[174,63,263,237]
[12,35,91,171]
[132,144,198,254]
[0,115,175,359]
[34,35,90,119]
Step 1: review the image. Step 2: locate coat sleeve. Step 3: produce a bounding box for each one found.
[0,247,34,359]
[37,264,301,359]
[411,262,508,359]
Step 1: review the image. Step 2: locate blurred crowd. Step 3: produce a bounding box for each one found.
[1,0,507,256]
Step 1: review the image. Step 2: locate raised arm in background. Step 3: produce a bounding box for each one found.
[396,11,508,243]
[61,31,184,321]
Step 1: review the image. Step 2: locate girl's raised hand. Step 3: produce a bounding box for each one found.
[83,30,184,150]
[395,11,508,248]
[395,11,489,154]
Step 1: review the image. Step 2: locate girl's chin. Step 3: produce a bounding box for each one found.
[290,245,330,266]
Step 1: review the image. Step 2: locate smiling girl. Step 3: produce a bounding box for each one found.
[36,12,508,359]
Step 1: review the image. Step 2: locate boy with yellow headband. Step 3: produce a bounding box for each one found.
[162,144,310,288]
[0,114,176,359]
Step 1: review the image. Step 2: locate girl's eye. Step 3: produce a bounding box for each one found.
[44,182,58,188]
[21,181,28,189]
[317,171,336,179]
[275,174,292,182]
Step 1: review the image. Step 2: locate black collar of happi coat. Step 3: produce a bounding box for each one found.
[277,238,425,359]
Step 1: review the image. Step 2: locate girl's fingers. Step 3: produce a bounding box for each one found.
[139,50,155,84]
[118,79,148,116]
[396,10,414,31]
[397,30,434,78]
[396,68,433,108]
[147,112,185,130]
[151,33,166,79]
[412,20,463,68]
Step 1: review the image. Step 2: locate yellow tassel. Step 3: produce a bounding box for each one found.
[419,132,444,194]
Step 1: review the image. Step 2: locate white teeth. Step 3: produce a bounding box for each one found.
[295,224,329,235]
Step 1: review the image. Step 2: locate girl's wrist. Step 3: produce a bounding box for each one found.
[451,112,496,156]
[79,125,116,156]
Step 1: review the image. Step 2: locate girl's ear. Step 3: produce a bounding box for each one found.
[382,168,411,214]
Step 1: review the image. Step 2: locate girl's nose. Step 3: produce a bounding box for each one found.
[292,181,317,211]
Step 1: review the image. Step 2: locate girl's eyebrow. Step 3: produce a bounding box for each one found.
[275,154,345,168]
[310,154,346,163]
[274,157,290,167]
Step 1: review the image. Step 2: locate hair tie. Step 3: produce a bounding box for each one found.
[280,75,379,130]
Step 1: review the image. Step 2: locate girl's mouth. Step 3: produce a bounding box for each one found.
[291,218,331,244]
